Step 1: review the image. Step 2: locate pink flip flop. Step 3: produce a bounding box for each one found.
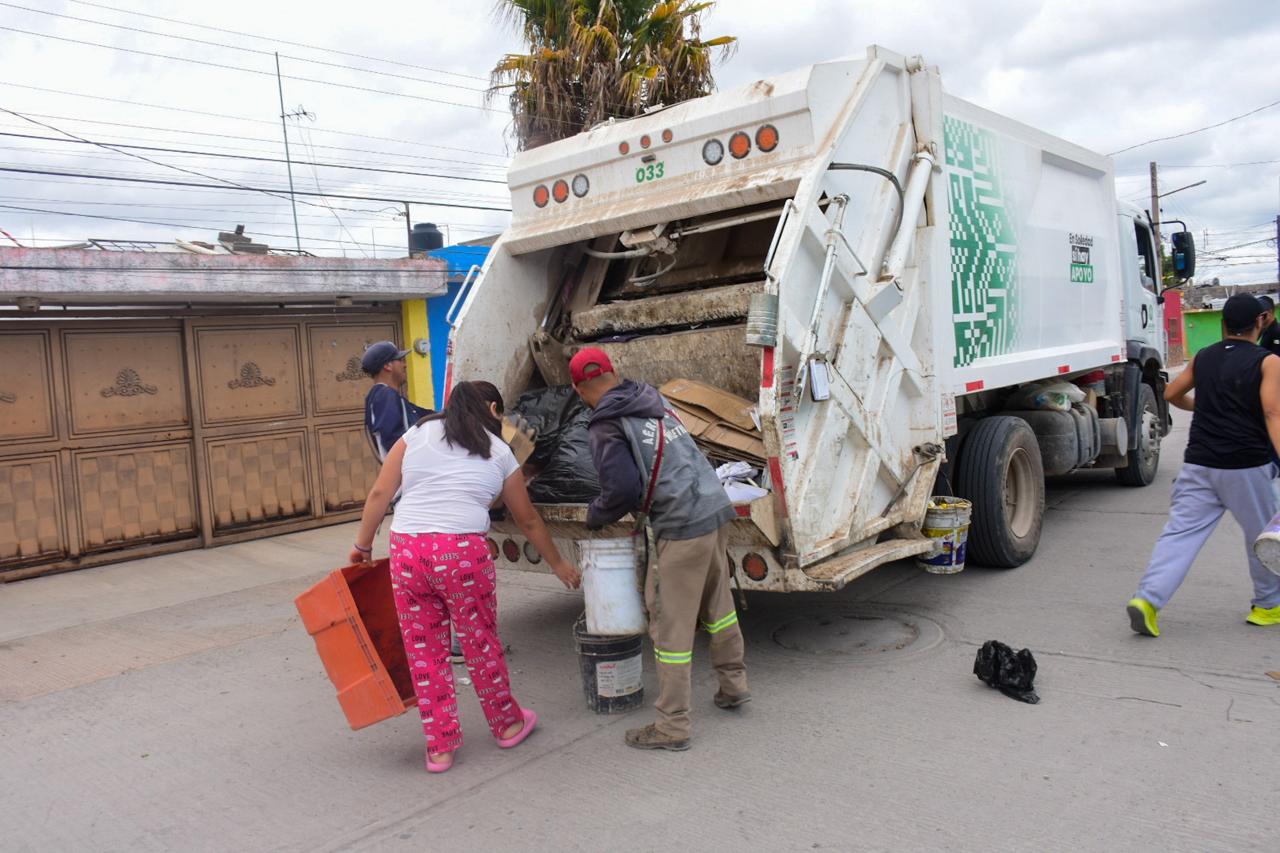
[496,708,538,749]
[425,751,455,773]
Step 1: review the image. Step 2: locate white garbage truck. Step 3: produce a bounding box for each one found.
[445,45,1193,592]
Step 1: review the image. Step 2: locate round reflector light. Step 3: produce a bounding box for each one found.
[702,138,724,166]
[729,131,751,159]
[552,179,569,203]
[571,174,590,198]
[619,141,630,155]
[742,552,768,582]
[522,541,542,564]
[502,539,521,562]
[486,537,500,560]
[755,124,779,153]
[532,185,549,208]
[640,134,651,149]
[661,128,673,144]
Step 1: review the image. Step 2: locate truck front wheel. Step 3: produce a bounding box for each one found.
[1115,383,1161,487]
[955,415,1045,568]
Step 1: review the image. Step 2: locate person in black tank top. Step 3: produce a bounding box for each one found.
[1127,294,1280,637]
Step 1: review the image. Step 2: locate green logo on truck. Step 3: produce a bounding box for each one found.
[945,116,1018,368]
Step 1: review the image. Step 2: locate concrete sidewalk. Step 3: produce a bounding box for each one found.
[1,422,1276,852]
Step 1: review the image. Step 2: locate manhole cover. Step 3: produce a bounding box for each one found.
[770,610,938,660]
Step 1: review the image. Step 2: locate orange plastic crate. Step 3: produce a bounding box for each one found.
[295,560,415,730]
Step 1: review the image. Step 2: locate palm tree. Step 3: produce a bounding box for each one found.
[489,1,736,150]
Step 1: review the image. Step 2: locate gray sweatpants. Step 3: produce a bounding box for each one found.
[1136,462,1280,610]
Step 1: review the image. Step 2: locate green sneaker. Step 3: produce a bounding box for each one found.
[1127,597,1160,637]
[1245,605,1280,626]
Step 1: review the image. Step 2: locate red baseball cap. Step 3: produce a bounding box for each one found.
[569,347,615,384]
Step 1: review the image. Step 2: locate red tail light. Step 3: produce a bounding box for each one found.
[502,539,520,562]
[552,180,569,203]
[742,553,768,581]
[486,538,500,559]
[728,131,751,160]
[755,124,779,152]
[532,185,549,208]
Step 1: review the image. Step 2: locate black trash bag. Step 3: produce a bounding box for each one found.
[512,385,586,470]
[973,640,1040,704]
[527,407,602,503]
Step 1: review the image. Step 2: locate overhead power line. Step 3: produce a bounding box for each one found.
[0,131,506,184]
[0,165,512,211]
[0,81,510,161]
[66,0,491,82]
[1109,96,1280,155]
[0,106,386,215]
[0,2,489,93]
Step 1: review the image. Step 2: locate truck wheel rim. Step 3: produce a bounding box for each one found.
[1005,447,1036,539]
[1139,409,1159,468]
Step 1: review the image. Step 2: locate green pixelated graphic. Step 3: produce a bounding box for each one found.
[945,116,1018,368]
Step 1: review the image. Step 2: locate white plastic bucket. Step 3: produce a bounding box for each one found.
[578,537,648,636]
[917,496,972,574]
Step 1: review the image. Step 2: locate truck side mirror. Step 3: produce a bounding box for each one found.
[1171,231,1196,279]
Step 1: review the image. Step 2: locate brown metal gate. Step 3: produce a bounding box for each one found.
[0,310,399,580]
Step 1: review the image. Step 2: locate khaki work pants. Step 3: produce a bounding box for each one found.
[645,524,749,739]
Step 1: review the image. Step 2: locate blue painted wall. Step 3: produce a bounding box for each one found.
[425,244,490,405]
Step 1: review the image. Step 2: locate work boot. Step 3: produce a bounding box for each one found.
[624,724,690,752]
[713,690,752,710]
[1127,597,1160,637]
[1245,605,1280,626]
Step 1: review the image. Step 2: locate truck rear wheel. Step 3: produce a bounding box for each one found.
[1116,383,1160,487]
[955,415,1045,568]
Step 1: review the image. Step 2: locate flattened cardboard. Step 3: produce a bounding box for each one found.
[660,378,757,433]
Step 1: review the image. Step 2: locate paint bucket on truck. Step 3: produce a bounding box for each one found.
[573,616,645,714]
[917,497,972,574]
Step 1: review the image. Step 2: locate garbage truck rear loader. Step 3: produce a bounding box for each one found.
[446,45,1190,592]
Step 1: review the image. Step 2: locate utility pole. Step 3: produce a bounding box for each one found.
[1149,161,1162,267]
[275,52,302,253]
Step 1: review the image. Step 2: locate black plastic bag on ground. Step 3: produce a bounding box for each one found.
[512,385,585,470]
[527,407,601,504]
[973,640,1040,704]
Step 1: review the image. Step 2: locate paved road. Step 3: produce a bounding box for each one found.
[1,421,1275,852]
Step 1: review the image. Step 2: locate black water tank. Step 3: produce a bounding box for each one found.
[409,222,444,254]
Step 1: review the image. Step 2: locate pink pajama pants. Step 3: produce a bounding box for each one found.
[388,531,523,753]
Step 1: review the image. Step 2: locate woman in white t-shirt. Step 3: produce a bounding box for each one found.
[349,380,580,773]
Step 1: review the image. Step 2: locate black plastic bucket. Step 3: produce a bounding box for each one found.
[573,616,644,714]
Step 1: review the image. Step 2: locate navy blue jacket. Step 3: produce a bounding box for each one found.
[364,384,432,461]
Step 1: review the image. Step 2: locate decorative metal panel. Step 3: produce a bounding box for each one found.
[64,330,188,435]
[195,326,303,425]
[74,443,197,551]
[307,322,397,415]
[0,332,56,442]
[318,425,379,511]
[0,455,65,565]
[206,431,311,531]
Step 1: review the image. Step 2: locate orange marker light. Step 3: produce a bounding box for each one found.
[755,124,779,152]
[552,179,569,203]
[729,131,751,159]
[619,141,630,155]
[640,134,651,149]
[532,185,550,208]
[661,129,673,143]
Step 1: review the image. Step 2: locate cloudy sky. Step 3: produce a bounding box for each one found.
[0,0,1276,282]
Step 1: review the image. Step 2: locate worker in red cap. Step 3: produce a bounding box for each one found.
[569,347,750,752]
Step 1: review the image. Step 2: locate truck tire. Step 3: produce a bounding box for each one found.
[1116,383,1160,487]
[955,415,1045,568]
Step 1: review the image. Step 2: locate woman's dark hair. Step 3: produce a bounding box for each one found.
[438,380,504,458]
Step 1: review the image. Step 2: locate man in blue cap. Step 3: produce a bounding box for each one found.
[362,341,433,463]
